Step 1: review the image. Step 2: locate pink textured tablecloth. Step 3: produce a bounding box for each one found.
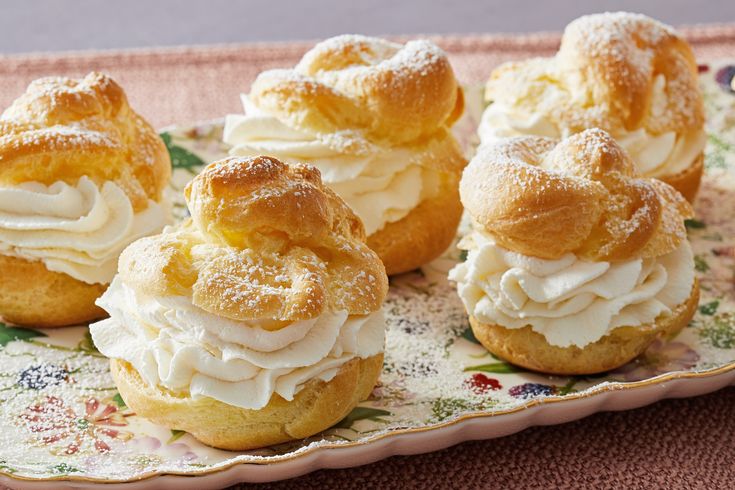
[2,24,735,128]
[0,25,734,489]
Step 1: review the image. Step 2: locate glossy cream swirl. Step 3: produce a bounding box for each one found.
[90,276,386,410]
[223,95,439,235]
[0,177,169,284]
[449,233,695,348]
[479,75,706,178]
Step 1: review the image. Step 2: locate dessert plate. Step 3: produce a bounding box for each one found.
[2,63,735,489]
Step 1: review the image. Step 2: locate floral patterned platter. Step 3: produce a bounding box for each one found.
[2,62,735,489]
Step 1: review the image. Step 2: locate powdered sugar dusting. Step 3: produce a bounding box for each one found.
[248,34,458,155]
[564,12,671,75]
[485,11,703,141]
[4,124,119,152]
[0,60,733,482]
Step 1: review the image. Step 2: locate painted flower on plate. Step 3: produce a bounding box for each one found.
[369,378,416,407]
[18,396,133,455]
[125,436,198,467]
[508,383,557,399]
[17,364,70,390]
[464,373,502,394]
[612,339,700,382]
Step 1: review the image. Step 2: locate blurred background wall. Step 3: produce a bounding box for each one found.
[1,0,733,54]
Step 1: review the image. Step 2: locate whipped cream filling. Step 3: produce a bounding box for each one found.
[0,177,170,284]
[479,75,706,178]
[90,276,386,410]
[223,95,438,235]
[448,233,694,348]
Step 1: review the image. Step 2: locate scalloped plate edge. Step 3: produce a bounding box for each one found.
[2,365,733,489]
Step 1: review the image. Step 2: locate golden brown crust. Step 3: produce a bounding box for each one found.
[107,156,386,448]
[245,36,467,273]
[486,12,703,137]
[484,13,704,200]
[251,35,463,150]
[0,72,171,211]
[659,152,704,203]
[461,129,693,261]
[470,280,699,375]
[185,153,363,248]
[368,173,462,275]
[560,13,702,133]
[0,255,106,328]
[119,156,389,323]
[110,354,383,450]
[0,72,171,327]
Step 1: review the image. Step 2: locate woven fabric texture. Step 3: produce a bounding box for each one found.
[2,24,735,128]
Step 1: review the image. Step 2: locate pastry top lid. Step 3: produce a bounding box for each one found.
[486,12,704,136]
[461,128,693,261]
[249,35,464,153]
[119,155,388,324]
[0,72,171,211]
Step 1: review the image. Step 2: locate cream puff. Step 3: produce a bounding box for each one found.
[90,155,388,450]
[224,34,467,275]
[449,129,699,375]
[479,12,705,202]
[0,73,171,327]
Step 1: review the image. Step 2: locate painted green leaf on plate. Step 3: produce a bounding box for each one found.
[0,323,46,347]
[77,330,100,354]
[685,218,706,230]
[699,300,720,316]
[168,430,187,444]
[460,326,481,345]
[464,362,520,374]
[335,407,391,429]
[111,393,127,409]
[160,132,205,171]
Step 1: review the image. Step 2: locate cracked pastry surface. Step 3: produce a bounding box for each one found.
[479,12,705,202]
[224,34,467,274]
[91,155,388,450]
[0,72,171,327]
[450,129,698,374]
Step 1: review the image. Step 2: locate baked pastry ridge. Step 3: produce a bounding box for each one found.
[90,156,388,449]
[449,129,698,374]
[0,72,171,326]
[223,34,466,274]
[479,12,705,201]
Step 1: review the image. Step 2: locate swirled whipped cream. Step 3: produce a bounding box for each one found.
[0,177,170,285]
[90,276,385,410]
[479,75,706,178]
[448,232,694,348]
[223,95,439,235]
